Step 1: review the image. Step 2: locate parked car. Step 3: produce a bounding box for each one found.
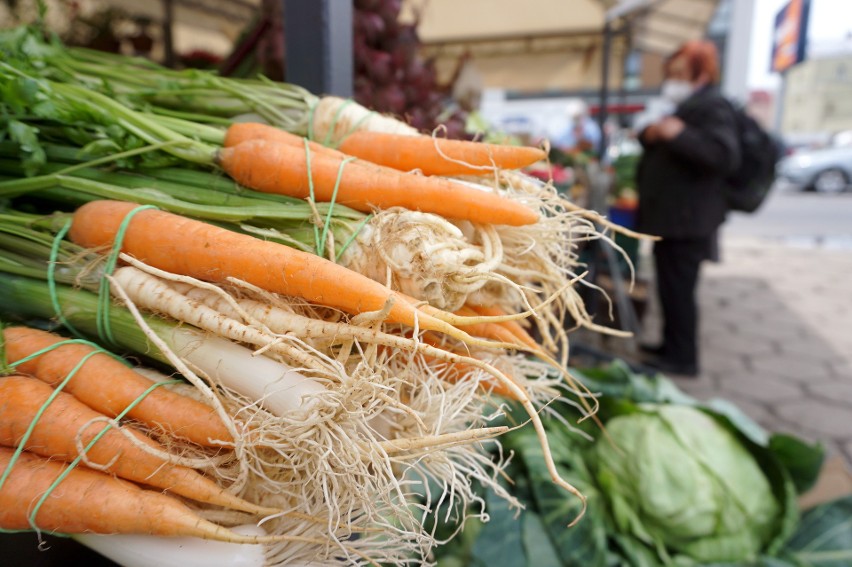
[776,144,852,193]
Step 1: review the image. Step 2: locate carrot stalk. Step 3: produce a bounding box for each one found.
[337,131,546,176]
[0,447,289,543]
[4,326,231,447]
[0,376,273,516]
[216,140,539,226]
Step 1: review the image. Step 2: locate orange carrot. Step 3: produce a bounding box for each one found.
[337,131,547,176]
[0,375,272,516]
[417,334,516,398]
[68,200,484,344]
[466,304,541,352]
[216,140,539,226]
[4,326,231,448]
[224,122,345,159]
[450,305,530,349]
[0,447,281,542]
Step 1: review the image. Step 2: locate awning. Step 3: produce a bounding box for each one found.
[403,0,720,93]
[607,0,721,55]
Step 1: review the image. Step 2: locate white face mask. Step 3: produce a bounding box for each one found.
[661,79,694,104]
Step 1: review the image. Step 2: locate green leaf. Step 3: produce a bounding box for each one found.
[768,434,825,494]
[522,512,562,567]
[784,495,852,567]
[702,398,769,446]
[507,425,610,566]
[7,120,45,176]
[469,484,527,566]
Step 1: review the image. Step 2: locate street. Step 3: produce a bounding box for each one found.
[724,184,852,243]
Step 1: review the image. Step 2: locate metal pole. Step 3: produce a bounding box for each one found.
[597,20,612,160]
[282,0,353,97]
[774,71,787,133]
[722,0,756,102]
[161,0,175,68]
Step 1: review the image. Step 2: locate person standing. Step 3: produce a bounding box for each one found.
[636,40,740,377]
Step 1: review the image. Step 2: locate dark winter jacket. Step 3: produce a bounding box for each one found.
[636,85,740,239]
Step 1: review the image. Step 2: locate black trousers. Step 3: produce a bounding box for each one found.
[653,236,714,366]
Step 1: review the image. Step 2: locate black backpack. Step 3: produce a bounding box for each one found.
[724,103,784,213]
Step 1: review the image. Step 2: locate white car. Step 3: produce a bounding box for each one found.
[777,145,852,193]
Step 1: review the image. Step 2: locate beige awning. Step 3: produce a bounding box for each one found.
[608,0,721,55]
[403,0,619,92]
[403,0,719,93]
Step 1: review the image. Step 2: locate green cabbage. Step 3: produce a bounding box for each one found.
[593,404,780,564]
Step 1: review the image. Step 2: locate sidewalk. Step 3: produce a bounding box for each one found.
[642,235,852,465]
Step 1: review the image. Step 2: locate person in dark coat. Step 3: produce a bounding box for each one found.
[636,40,740,377]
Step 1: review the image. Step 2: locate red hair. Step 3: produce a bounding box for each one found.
[666,40,720,85]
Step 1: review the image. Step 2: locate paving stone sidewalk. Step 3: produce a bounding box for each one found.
[643,236,852,464]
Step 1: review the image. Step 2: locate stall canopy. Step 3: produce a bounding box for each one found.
[608,0,723,54]
[403,0,721,94]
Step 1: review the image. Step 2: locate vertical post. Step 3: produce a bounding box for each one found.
[774,71,787,133]
[161,0,175,68]
[597,20,613,160]
[722,0,755,102]
[282,0,353,97]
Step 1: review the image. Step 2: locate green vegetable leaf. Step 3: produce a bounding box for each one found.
[469,484,527,566]
[522,512,562,567]
[7,120,46,176]
[703,397,769,446]
[768,434,825,495]
[784,495,852,567]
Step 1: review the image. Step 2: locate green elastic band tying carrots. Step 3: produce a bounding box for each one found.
[48,220,84,339]
[320,157,355,259]
[0,349,179,536]
[304,140,321,254]
[0,320,8,376]
[96,204,159,346]
[25,378,180,535]
[0,337,134,497]
[335,213,373,263]
[302,139,355,259]
[306,97,376,149]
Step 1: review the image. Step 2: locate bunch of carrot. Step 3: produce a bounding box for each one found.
[0,25,649,566]
[0,326,302,545]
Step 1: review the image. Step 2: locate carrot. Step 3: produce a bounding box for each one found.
[216,140,539,226]
[337,131,547,176]
[68,200,497,346]
[4,326,231,448]
[452,305,531,350]
[0,375,274,516]
[224,122,345,159]
[465,304,541,352]
[0,447,289,543]
[416,333,516,399]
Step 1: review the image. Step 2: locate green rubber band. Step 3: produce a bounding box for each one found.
[0,319,9,376]
[26,379,181,534]
[0,349,102,496]
[319,157,355,259]
[336,214,374,263]
[322,98,354,147]
[48,220,85,339]
[306,97,375,149]
[302,139,323,255]
[97,205,158,346]
[306,102,318,141]
[332,108,377,150]
[8,338,130,370]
